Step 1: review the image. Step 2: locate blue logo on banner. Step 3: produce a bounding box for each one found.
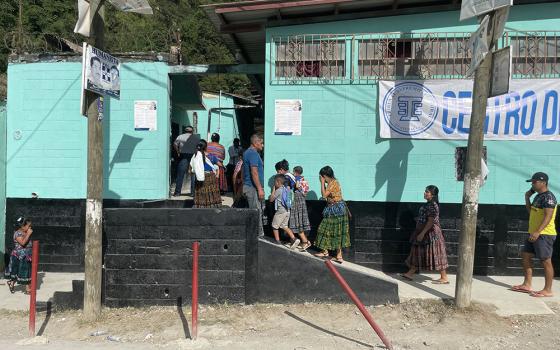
[382,82,438,135]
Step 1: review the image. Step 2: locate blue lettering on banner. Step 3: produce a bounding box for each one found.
[542,90,558,135]
[520,91,537,135]
[504,93,520,135]
[442,91,457,134]
[380,80,560,140]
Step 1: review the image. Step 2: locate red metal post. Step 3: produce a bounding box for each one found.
[324,259,393,350]
[29,240,39,337]
[192,241,199,340]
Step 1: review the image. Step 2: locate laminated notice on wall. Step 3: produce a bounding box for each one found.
[134,100,157,131]
[274,99,302,135]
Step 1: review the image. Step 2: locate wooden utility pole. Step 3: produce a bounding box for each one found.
[84,0,105,321]
[455,12,495,308]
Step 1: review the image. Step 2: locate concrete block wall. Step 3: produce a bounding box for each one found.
[264,3,560,205]
[103,208,258,307]
[6,61,170,200]
[4,199,85,272]
[298,201,560,276]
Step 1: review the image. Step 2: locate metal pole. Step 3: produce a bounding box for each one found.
[18,0,23,54]
[84,0,105,321]
[324,260,393,350]
[192,242,199,340]
[455,12,495,308]
[29,240,39,337]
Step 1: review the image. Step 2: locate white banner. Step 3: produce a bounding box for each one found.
[379,80,560,140]
[83,44,121,99]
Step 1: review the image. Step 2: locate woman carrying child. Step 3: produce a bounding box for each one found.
[314,166,350,263]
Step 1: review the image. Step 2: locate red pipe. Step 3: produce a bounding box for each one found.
[192,241,199,340]
[324,259,393,350]
[29,240,39,337]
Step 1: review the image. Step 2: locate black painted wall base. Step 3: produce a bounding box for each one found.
[5,198,559,278]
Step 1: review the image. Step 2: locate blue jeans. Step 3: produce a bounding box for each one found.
[174,153,193,195]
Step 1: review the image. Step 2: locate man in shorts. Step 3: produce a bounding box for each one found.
[512,172,557,297]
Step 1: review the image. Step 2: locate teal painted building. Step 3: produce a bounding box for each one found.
[260,2,560,205]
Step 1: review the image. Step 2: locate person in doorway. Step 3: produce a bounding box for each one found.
[289,166,312,251]
[190,140,222,208]
[207,133,228,193]
[172,126,199,196]
[227,138,243,191]
[314,166,350,263]
[5,216,33,294]
[400,185,449,284]
[269,174,300,248]
[243,134,265,236]
[512,172,557,297]
[232,149,245,204]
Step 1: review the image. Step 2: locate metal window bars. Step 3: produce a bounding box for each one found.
[271,31,560,84]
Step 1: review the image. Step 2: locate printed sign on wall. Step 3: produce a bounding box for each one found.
[379,80,560,140]
[274,99,302,135]
[134,100,157,131]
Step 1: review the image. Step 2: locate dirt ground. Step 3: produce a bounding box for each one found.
[1,299,559,349]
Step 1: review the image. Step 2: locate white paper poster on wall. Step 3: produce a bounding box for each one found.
[134,100,157,131]
[274,99,302,135]
[379,79,560,141]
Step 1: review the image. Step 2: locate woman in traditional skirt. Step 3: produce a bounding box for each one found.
[400,185,449,284]
[207,133,228,193]
[190,140,222,208]
[313,166,350,263]
[5,216,33,294]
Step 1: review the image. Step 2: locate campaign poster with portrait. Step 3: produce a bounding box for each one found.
[82,43,121,99]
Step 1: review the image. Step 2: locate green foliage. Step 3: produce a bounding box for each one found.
[0,0,252,98]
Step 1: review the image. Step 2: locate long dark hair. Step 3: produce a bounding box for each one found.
[196,139,208,156]
[319,166,336,179]
[425,185,439,204]
[275,159,289,172]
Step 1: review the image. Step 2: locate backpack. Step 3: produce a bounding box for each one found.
[280,186,292,210]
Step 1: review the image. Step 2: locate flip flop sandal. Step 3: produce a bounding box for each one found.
[298,242,312,251]
[431,280,450,285]
[313,252,329,258]
[530,291,554,298]
[332,257,344,264]
[510,285,533,294]
[7,281,15,294]
[398,273,414,281]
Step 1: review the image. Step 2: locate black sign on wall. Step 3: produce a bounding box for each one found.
[455,146,488,181]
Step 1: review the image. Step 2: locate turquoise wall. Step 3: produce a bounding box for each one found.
[265,3,560,205]
[0,101,6,270]
[6,61,170,200]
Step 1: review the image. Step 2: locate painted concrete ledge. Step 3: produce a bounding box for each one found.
[257,238,400,305]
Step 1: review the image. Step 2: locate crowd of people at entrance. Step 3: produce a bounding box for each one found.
[170,130,557,296]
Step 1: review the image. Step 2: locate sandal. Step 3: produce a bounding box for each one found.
[299,241,312,251]
[510,285,533,294]
[398,273,414,281]
[314,251,329,258]
[7,281,15,294]
[331,257,344,264]
[431,279,450,285]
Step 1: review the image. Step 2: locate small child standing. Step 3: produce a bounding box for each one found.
[269,174,300,248]
[289,166,312,250]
